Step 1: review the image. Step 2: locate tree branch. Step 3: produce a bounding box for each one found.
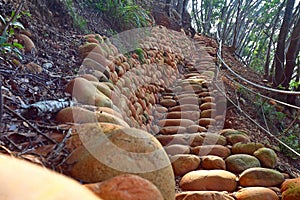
[0,0,25,36]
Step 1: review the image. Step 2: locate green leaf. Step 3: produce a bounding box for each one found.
[12,21,25,29]
[11,11,15,18]
[9,28,14,35]
[0,15,6,24]
[13,42,23,49]
[21,11,31,17]
[1,42,12,47]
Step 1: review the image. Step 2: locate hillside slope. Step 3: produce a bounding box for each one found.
[0,0,299,199]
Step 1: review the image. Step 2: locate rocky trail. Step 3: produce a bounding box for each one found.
[55,27,299,200]
[0,2,300,199]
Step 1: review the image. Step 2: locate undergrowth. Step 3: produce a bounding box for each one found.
[64,0,88,32]
[0,6,28,62]
[254,96,300,159]
[83,0,151,32]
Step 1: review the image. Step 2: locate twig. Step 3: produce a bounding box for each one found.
[47,128,72,161]
[282,110,300,135]
[0,144,13,155]
[36,123,72,131]
[0,0,25,36]
[3,104,57,144]
[4,135,21,150]
[261,104,271,133]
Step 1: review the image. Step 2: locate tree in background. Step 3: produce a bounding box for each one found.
[283,12,300,88]
[190,0,300,91]
[273,0,295,87]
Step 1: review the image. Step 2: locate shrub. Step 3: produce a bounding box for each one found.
[85,0,151,31]
[0,8,28,61]
[64,0,88,32]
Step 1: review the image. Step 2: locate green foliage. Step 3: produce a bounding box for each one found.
[236,83,247,96]
[250,58,264,73]
[86,0,151,31]
[279,123,300,159]
[0,11,26,60]
[64,0,88,32]
[192,0,289,76]
[106,28,118,36]
[255,98,286,124]
[134,48,145,63]
[289,80,300,90]
[249,37,268,73]
[254,96,300,158]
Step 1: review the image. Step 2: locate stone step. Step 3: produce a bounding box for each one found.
[54,28,296,200]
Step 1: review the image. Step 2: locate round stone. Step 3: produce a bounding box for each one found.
[225,154,261,173]
[253,147,278,168]
[180,170,237,192]
[170,154,200,176]
[201,155,226,170]
[235,187,279,200]
[239,167,284,187]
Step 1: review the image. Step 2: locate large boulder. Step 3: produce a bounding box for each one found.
[64,127,175,200]
[0,154,101,200]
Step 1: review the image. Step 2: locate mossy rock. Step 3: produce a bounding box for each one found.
[225,154,261,174]
[232,142,264,155]
[239,167,284,187]
[281,178,300,200]
[253,147,277,168]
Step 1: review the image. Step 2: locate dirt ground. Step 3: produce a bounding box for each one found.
[0,0,299,176]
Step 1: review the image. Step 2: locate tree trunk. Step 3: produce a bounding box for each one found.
[273,0,295,87]
[176,0,183,16]
[218,2,229,39]
[204,0,213,35]
[232,0,242,49]
[221,0,239,42]
[200,0,205,33]
[283,16,300,88]
[165,0,172,15]
[192,0,201,32]
[264,1,285,79]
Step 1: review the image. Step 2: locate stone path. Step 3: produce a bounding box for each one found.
[153,35,285,200]
[55,26,298,200]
